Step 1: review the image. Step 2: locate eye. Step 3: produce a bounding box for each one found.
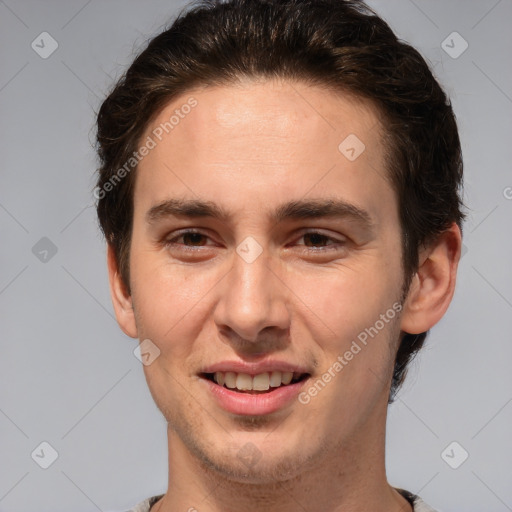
[294,230,346,251]
[163,229,347,255]
[164,229,214,249]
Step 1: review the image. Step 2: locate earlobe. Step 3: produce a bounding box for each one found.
[400,223,462,335]
[107,244,138,338]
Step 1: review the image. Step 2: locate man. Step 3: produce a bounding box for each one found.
[95,0,465,510]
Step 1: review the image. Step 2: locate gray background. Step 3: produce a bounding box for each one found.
[1,1,511,511]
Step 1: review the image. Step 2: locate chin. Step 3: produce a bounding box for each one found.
[183,427,326,485]
[158,390,335,484]
[200,448,310,484]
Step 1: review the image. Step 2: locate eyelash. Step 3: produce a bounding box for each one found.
[164,229,345,252]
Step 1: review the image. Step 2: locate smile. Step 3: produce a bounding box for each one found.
[199,367,311,415]
[203,371,309,393]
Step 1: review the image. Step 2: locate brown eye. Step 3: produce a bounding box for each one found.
[303,232,333,248]
[181,232,208,246]
[297,231,345,251]
[165,229,213,250]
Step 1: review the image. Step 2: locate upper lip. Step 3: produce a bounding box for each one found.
[201,359,311,376]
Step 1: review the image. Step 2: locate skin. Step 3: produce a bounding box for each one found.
[108,79,461,512]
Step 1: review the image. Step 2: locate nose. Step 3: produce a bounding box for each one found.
[213,245,291,347]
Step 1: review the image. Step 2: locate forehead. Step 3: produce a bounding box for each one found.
[149,79,382,151]
[135,79,392,223]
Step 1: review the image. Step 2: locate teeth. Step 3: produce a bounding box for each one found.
[224,372,237,389]
[213,371,299,391]
[215,372,225,386]
[269,371,282,387]
[252,373,270,391]
[236,373,252,390]
[281,372,293,385]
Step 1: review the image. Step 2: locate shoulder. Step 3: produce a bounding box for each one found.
[396,488,439,512]
[123,494,165,512]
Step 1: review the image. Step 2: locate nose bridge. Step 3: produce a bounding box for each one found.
[234,248,271,305]
[214,242,289,341]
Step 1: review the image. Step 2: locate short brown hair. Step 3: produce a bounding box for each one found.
[95,0,466,401]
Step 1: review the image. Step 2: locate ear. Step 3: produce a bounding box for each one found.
[400,223,462,334]
[107,244,138,338]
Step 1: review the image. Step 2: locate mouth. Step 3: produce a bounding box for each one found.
[199,361,313,415]
[200,371,310,394]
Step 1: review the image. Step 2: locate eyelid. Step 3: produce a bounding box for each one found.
[165,228,215,246]
[293,231,347,253]
[293,228,346,243]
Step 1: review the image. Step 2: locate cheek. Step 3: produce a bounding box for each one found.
[289,258,402,344]
[129,248,218,354]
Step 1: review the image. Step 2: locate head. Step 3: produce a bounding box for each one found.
[96,0,464,483]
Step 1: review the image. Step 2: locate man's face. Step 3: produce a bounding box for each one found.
[124,80,406,482]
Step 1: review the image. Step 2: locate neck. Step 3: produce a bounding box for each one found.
[153,401,411,512]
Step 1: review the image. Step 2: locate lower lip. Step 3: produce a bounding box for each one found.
[202,377,308,416]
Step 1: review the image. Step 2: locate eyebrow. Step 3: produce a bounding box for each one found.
[146,197,375,230]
